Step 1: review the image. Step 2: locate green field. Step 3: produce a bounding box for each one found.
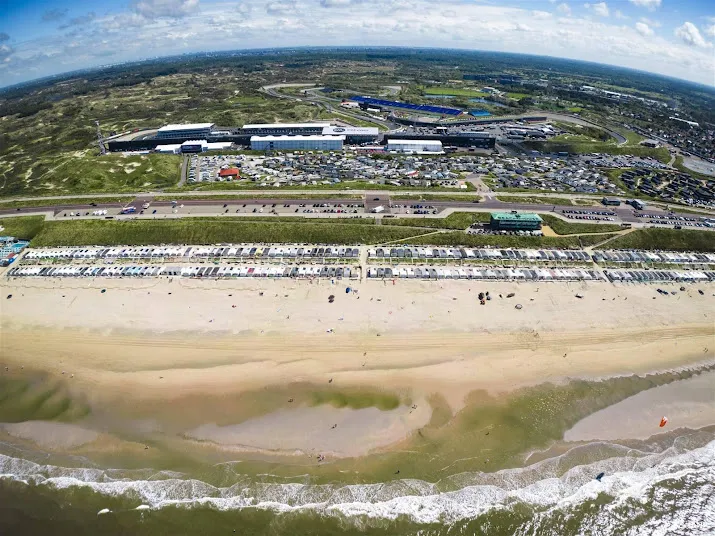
[424,87,488,97]
[402,231,615,249]
[27,218,428,247]
[539,214,623,235]
[390,194,481,201]
[0,196,133,209]
[495,195,577,206]
[0,216,46,240]
[598,228,715,252]
[382,212,491,229]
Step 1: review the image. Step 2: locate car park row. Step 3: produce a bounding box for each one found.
[8,264,358,279]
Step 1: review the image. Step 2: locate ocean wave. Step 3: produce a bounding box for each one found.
[1,435,714,531]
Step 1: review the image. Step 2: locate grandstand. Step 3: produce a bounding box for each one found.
[351,96,463,116]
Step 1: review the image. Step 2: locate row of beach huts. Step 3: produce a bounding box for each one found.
[7,264,359,279]
[21,245,361,261]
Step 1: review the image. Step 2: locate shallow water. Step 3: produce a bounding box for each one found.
[2,371,714,534]
[1,429,714,535]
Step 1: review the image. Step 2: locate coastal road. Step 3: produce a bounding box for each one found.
[2,195,709,230]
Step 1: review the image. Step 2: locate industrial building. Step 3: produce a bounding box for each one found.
[386,139,443,154]
[387,132,496,149]
[156,123,216,139]
[490,212,543,231]
[250,135,345,151]
[243,123,330,136]
[322,125,379,144]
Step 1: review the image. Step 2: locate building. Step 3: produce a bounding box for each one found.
[641,139,659,148]
[155,144,183,154]
[242,123,330,136]
[602,197,621,206]
[180,140,208,153]
[490,212,542,231]
[321,125,379,144]
[386,139,443,153]
[218,168,240,179]
[156,123,215,139]
[250,135,345,151]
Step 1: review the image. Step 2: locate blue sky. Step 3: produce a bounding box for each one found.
[1,0,713,87]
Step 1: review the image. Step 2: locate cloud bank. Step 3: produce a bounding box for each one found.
[1,0,713,87]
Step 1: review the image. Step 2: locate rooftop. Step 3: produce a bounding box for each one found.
[250,135,346,141]
[243,122,331,130]
[387,139,443,145]
[490,212,543,222]
[157,123,215,133]
[322,125,379,136]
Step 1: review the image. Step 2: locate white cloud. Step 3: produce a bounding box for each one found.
[266,1,296,14]
[614,10,626,20]
[132,0,199,19]
[586,2,609,17]
[556,3,571,16]
[705,24,715,38]
[675,21,712,48]
[635,22,653,36]
[3,0,714,87]
[639,17,661,28]
[628,0,661,10]
[320,0,354,6]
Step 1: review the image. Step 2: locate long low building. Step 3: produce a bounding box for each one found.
[386,139,443,153]
[8,264,358,279]
[156,123,216,139]
[250,135,345,151]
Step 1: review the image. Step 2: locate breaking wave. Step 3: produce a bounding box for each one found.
[1,431,714,534]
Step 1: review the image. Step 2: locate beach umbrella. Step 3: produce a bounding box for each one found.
[100,289,106,294]
[346,287,351,293]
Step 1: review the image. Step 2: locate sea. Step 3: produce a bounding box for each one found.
[2,427,714,535]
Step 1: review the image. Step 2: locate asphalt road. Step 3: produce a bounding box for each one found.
[1,195,705,227]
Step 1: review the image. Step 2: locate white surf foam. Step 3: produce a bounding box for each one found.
[1,436,714,528]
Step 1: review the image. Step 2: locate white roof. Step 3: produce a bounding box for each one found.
[181,139,208,146]
[157,123,214,133]
[322,125,378,136]
[387,139,443,145]
[205,142,233,149]
[243,123,330,129]
[250,135,345,141]
[155,144,182,151]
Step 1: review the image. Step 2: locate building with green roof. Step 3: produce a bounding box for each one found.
[490,212,542,231]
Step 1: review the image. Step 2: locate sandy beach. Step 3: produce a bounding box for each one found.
[1,277,714,460]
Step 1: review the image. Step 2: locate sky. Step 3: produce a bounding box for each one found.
[0,0,714,88]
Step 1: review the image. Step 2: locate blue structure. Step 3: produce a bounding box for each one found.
[469,110,492,117]
[351,96,463,116]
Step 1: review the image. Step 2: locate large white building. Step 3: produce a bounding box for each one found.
[243,123,330,136]
[243,123,378,144]
[156,123,216,139]
[386,139,443,154]
[250,135,345,151]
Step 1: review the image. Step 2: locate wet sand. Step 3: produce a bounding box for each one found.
[1,277,713,459]
[565,370,715,441]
